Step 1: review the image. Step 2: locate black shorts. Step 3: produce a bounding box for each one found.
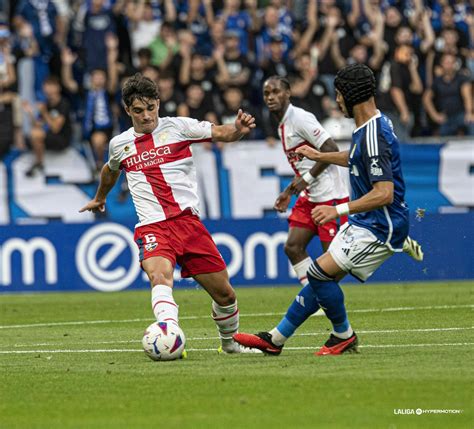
[90,127,113,142]
[45,133,70,151]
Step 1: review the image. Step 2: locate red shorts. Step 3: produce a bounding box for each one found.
[134,212,226,278]
[288,196,349,242]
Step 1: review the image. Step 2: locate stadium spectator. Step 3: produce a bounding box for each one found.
[148,21,178,69]
[219,85,261,139]
[423,53,474,136]
[136,47,153,71]
[378,44,424,142]
[76,0,117,74]
[260,36,295,81]
[290,53,332,121]
[141,64,160,87]
[24,75,72,176]
[313,5,355,98]
[177,83,218,125]
[216,0,259,56]
[215,30,251,93]
[179,48,216,108]
[61,34,119,174]
[126,0,173,67]
[0,22,18,158]
[255,4,293,65]
[158,69,182,118]
[13,0,60,102]
[209,16,226,51]
[331,4,387,74]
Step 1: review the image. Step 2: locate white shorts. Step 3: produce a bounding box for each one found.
[329,222,393,282]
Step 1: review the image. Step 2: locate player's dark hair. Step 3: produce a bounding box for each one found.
[334,63,376,118]
[122,73,160,107]
[265,75,291,91]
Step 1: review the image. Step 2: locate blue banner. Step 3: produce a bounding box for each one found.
[1,140,473,226]
[0,213,472,293]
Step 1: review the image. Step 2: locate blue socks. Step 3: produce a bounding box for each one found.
[273,284,321,340]
[307,261,352,338]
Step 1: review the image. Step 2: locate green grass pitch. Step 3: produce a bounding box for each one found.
[1,281,472,429]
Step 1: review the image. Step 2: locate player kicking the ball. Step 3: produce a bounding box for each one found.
[234,64,421,356]
[80,73,258,354]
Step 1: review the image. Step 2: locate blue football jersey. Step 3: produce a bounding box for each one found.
[348,112,409,251]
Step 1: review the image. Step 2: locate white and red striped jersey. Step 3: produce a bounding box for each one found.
[108,116,212,227]
[278,104,348,202]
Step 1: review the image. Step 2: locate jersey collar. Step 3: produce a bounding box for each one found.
[279,103,293,125]
[353,110,381,134]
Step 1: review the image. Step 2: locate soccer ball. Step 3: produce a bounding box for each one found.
[142,321,186,361]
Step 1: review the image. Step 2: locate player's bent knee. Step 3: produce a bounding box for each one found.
[213,286,236,306]
[147,271,173,287]
[284,241,304,261]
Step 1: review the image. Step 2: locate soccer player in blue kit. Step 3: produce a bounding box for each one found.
[234,63,417,355]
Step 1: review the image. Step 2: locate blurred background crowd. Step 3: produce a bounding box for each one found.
[0,0,473,177]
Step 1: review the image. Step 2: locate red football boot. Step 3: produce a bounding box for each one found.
[315,332,359,356]
[233,332,283,355]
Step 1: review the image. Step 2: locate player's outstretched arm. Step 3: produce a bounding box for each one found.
[79,164,121,213]
[289,138,340,194]
[211,109,256,142]
[311,181,394,225]
[295,146,350,167]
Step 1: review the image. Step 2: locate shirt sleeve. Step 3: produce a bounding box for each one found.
[295,112,331,150]
[107,138,121,171]
[361,124,393,183]
[176,117,213,141]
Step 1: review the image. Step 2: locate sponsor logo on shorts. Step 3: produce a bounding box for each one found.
[145,243,158,252]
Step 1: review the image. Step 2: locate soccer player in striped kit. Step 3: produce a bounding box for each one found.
[234,64,422,356]
[80,73,258,354]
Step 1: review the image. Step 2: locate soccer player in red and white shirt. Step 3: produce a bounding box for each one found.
[80,73,258,353]
[264,76,349,289]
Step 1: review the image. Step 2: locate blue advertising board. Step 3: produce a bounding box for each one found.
[0,213,472,293]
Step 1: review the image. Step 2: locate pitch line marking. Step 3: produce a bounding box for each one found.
[0,304,472,330]
[1,342,474,354]
[8,326,474,348]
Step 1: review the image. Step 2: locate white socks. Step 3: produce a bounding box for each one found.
[293,257,313,287]
[268,328,287,346]
[333,327,354,340]
[151,285,179,325]
[212,300,239,350]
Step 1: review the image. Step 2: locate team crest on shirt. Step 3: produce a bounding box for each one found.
[124,145,130,152]
[370,158,383,176]
[158,132,169,144]
[145,243,158,252]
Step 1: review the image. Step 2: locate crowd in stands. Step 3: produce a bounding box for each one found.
[0,0,473,176]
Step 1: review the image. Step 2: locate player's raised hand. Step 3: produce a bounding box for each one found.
[79,199,106,214]
[235,109,256,136]
[311,205,337,225]
[295,146,322,161]
[274,192,291,212]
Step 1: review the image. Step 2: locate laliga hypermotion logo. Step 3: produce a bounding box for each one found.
[75,223,140,292]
